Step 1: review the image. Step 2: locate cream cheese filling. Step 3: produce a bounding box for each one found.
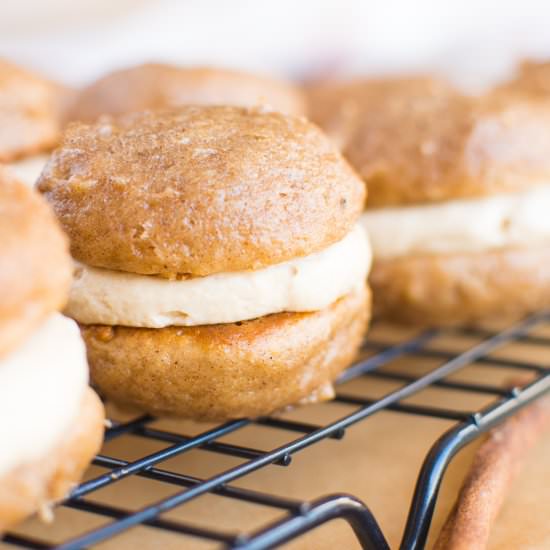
[6,154,49,187]
[66,223,371,328]
[361,185,550,259]
[0,313,89,476]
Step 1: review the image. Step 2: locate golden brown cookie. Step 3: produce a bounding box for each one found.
[0,58,69,162]
[38,106,365,276]
[0,388,104,532]
[307,77,550,207]
[370,246,550,326]
[66,64,306,122]
[0,169,72,358]
[82,285,369,420]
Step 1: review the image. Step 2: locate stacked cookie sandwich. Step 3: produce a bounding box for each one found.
[0,170,103,531]
[39,105,371,420]
[309,77,550,325]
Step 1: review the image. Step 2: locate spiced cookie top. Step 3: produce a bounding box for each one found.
[39,106,365,276]
[0,59,69,162]
[308,76,550,207]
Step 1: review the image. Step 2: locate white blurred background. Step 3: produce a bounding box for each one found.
[2,0,550,90]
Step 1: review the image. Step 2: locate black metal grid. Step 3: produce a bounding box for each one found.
[3,312,550,550]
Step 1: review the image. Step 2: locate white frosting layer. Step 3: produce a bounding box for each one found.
[361,185,550,259]
[0,313,89,476]
[6,154,49,187]
[67,224,371,328]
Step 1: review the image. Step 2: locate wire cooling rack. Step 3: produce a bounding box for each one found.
[3,312,550,550]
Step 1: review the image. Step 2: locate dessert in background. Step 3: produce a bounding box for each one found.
[65,63,306,122]
[0,169,103,531]
[309,77,550,325]
[497,60,550,97]
[0,59,71,186]
[39,105,371,420]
